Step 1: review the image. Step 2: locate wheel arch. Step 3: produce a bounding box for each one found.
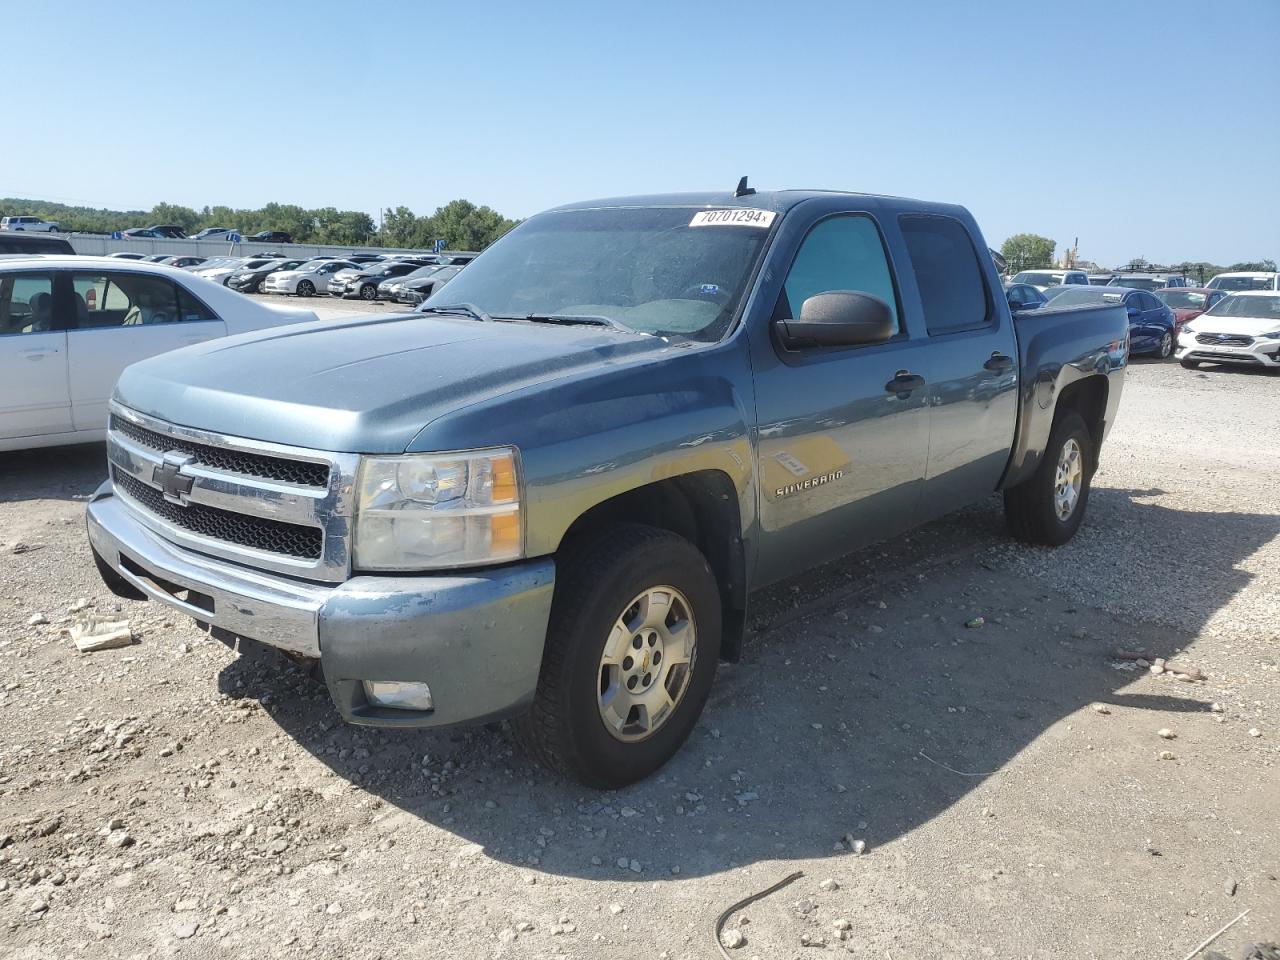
[556,470,748,662]
[1053,376,1108,469]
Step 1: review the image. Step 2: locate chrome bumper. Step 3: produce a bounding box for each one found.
[87,483,557,727]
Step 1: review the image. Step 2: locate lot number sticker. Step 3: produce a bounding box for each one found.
[689,209,776,228]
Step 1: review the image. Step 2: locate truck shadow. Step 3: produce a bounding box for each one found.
[221,487,1279,881]
[0,443,106,505]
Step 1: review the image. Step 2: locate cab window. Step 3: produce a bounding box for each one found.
[899,215,992,336]
[776,214,900,336]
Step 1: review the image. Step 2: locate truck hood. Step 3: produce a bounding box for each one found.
[113,312,675,453]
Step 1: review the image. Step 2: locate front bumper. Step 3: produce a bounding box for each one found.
[327,281,364,299]
[86,483,556,728]
[1176,334,1280,367]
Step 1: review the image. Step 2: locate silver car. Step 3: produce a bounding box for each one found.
[262,260,358,297]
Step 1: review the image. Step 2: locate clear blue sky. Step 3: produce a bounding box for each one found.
[9,0,1277,266]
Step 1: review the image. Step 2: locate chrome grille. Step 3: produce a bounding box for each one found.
[106,403,359,582]
[112,467,323,560]
[110,414,330,487]
[1196,333,1253,347]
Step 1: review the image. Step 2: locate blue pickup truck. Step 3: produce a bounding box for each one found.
[86,184,1128,786]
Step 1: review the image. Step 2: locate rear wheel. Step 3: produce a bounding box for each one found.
[296,279,315,297]
[517,524,720,788]
[1157,331,1173,359]
[1004,411,1093,546]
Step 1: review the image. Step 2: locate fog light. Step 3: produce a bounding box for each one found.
[362,680,434,711]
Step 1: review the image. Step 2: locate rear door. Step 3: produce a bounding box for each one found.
[0,270,72,440]
[752,209,933,585]
[899,214,1020,518]
[65,271,226,430]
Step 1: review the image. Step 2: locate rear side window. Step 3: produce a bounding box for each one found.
[0,273,55,334]
[176,285,218,322]
[899,215,992,336]
[778,214,900,336]
[69,273,182,328]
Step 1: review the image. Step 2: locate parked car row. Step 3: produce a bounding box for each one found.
[1003,276,1279,369]
[119,225,294,243]
[169,250,478,303]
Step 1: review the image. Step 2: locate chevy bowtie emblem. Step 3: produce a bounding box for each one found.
[153,452,196,504]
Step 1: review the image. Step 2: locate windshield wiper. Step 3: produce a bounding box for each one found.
[502,313,634,333]
[417,302,493,323]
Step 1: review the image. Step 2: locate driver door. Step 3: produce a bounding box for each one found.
[65,271,225,431]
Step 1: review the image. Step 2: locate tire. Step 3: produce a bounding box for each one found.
[1180,358,1200,370]
[1157,330,1173,359]
[360,283,377,301]
[1003,411,1093,546]
[517,524,721,788]
[296,279,314,297]
[48,227,59,233]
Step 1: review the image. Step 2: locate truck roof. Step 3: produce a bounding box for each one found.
[550,188,970,219]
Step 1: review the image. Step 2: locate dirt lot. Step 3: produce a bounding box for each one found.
[1,348,1277,960]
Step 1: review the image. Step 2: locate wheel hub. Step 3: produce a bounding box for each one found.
[1053,438,1083,521]
[597,586,697,743]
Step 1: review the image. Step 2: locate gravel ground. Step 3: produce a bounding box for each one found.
[1,344,1277,959]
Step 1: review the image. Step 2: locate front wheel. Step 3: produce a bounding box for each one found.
[296,279,315,297]
[517,524,721,788]
[1004,411,1093,546]
[360,283,377,301]
[1180,358,1200,370]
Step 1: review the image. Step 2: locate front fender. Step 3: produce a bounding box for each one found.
[405,341,757,558]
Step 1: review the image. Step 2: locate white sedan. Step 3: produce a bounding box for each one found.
[0,256,318,451]
[1177,292,1280,371]
[262,259,358,297]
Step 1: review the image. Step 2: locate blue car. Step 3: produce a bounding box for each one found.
[1044,286,1176,358]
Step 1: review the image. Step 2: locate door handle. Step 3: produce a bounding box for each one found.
[884,371,926,396]
[984,353,1014,373]
[19,348,54,361]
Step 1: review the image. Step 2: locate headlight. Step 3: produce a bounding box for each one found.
[1262,330,1280,340]
[353,448,523,571]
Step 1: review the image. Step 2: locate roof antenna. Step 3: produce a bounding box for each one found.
[734,176,755,198]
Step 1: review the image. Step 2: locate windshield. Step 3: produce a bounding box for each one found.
[1207,275,1276,291]
[1204,294,1280,320]
[1042,285,1079,300]
[1012,271,1063,286]
[424,206,774,340]
[1043,288,1121,307]
[1109,276,1160,290]
[1154,290,1207,309]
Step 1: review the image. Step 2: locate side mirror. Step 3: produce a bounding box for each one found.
[775,291,894,349]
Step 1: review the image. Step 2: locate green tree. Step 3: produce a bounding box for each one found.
[1000,233,1056,272]
[418,199,517,251]
[378,206,419,248]
[148,202,200,232]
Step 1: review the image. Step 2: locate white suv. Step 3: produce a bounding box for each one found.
[0,216,61,233]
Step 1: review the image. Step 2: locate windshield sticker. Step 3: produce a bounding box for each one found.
[689,209,776,229]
